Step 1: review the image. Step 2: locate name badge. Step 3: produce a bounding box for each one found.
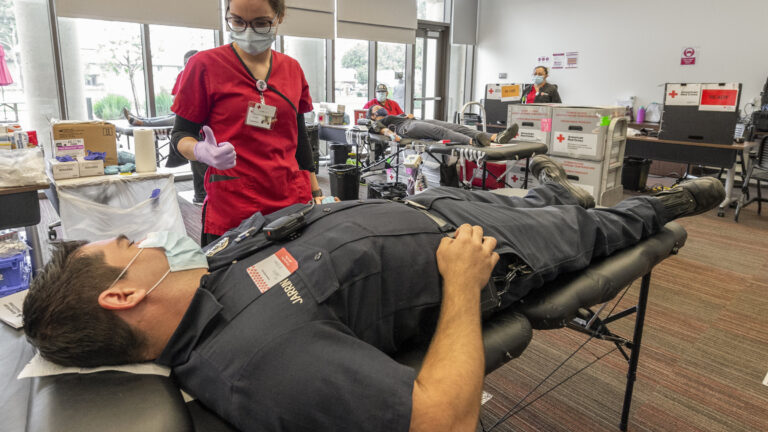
[246,101,277,129]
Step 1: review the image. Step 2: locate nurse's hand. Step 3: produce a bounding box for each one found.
[194,126,236,170]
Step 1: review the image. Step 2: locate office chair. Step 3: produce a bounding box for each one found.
[734,136,768,222]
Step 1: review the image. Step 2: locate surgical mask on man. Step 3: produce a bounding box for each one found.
[107,231,209,296]
[230,28,276,56]
[533,75,545,85]
[376,92,388,103]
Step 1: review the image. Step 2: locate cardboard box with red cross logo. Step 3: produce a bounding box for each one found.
[551,106,627,162]
[507,104,556,147]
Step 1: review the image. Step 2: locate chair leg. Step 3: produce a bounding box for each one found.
[758,180,762,215]
[620,272,652,432]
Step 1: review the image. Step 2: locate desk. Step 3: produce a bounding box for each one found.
[628,122,660,131]
[625,136,756,216]
[0,182,50,274]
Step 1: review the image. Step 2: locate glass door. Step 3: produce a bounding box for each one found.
[413,24,447,120]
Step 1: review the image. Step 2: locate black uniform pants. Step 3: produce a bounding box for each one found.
[409,185,668,305]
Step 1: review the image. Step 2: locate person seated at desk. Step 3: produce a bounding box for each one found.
[364,83,404,115]
[521,66,562,104]
[368,107,519,147]
[23,156,724,432]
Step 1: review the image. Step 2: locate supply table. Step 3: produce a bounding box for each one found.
[0,181,50,274]
[625,136,756,216]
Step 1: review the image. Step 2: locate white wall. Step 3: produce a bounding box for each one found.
[475,0,768,112]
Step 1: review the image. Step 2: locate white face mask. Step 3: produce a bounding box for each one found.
[376,92,387,103]
[107,232,209,297]
[230,28,277,56]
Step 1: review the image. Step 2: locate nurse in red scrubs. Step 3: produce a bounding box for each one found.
[170,0,327,246]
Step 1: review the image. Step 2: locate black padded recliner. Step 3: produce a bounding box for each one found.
[0,223,686,432]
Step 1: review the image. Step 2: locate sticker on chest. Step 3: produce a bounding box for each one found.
[246,248,299,293]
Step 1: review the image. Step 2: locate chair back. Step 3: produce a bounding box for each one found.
[758,136,768,170]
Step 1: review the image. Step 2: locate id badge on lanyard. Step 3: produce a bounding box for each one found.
[246,80,277,130]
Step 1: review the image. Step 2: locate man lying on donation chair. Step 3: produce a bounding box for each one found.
[23,156,724,432]
[367,106,520,147]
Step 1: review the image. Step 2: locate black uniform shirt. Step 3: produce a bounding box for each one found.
[156,200,446,432]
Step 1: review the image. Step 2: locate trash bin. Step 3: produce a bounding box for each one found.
[306,124,320,174]
[328,164,360,201]
[622,157,652,191]
[367,181,407,200]
[329,143,351,166]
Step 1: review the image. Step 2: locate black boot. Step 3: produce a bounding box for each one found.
[653,177,725,220]
[495,123,520,144]
[529,155,596,209]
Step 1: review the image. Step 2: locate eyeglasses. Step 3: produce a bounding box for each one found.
[225,14,277,34]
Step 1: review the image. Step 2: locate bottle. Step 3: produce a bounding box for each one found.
[636,106,646,124]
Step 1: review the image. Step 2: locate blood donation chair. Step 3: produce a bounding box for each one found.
[318,124,549,191]
[0,218,687,432]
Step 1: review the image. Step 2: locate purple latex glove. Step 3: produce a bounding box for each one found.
[84,150,106,160]
[55,155,75,162]
[193,126,236,170]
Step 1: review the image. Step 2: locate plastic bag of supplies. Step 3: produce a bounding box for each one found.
[0,148,47,188]
[57,174,186,242]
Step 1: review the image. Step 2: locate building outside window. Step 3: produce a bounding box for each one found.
[148,25,216,116]
[375,42,406,112]
[283,36,327,104]
[334,38,368,119]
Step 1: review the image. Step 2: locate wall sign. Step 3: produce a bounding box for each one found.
[680,47,697,66]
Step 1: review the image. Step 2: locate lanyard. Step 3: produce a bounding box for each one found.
[230,44,298,115]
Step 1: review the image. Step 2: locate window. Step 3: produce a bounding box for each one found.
[283,36,326,104]
[0,0,61,153]
[59,18,146,121]
[334,38,368,118]
[148,25,216,116]
[413,38,424,119]
[375,42,406,112]
[418,0,445,22]
[446,44,467,121]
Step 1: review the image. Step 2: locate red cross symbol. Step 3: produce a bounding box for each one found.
[489,89,494,94]
[511,175,519,182]
[556,134,565,143]
[668,90,678,99]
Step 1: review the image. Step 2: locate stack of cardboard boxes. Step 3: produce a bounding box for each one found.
[48,121,117,180]
[507,105,628,206]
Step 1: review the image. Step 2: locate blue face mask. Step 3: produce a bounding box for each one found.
[533,75,545,85]
[107,231,209,296]
[230,28,276,56]
[376,92,388,103]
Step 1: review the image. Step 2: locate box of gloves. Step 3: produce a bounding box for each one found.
[77,156,104,177]
[48,158,80,180]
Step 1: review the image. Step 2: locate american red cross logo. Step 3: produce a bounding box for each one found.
[556,134,565,143]
[511,175,519,182]
[668,90,678,99]
[489,89,494,94]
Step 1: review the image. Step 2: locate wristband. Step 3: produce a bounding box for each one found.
[311,189,323,198]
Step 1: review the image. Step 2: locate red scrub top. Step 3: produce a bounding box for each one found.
[171,70,184,96]
[363,98,404,116]
[525,87,537,104]
[171,45,314,236]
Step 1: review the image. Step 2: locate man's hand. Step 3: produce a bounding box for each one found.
[406,113,415,119]
[410,224,498,432]
[436,224,499,296]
